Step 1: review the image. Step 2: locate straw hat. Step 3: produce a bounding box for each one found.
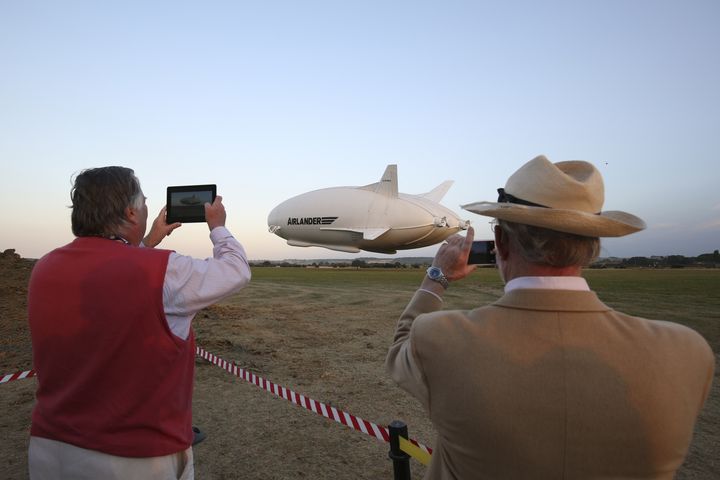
[461,155,646,237]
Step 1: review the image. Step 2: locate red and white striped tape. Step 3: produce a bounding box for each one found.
[1,369,36,384]
[196,346,433,456]
[0,348,433,460]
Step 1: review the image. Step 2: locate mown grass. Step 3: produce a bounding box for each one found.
[248,267,720,350]
[583,269,720,350]
[203,267,720,479]
[249,266,503,291]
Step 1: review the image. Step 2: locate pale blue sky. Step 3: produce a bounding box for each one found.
[1,1,718,260]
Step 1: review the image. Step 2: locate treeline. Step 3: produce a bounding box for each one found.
[252,250,720,270]
[591,250,719,269]
[250,259,428,269]
[5,247,717,270]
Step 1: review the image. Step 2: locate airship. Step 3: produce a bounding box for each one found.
[267,165,469,254]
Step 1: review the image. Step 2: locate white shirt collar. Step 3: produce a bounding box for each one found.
[505,276,590,293]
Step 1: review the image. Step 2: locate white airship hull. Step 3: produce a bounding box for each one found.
[268,166,468,254]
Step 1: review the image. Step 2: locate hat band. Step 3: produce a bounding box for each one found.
[497,188,548,208]
[496,188,602,215]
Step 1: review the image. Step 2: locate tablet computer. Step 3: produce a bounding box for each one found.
[166,184,216,223]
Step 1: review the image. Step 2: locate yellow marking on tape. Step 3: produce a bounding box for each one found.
[399,437,431,466]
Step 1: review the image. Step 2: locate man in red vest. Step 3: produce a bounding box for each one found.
[28,166,251,479]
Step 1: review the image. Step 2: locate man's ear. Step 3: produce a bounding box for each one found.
[125,206,139,226]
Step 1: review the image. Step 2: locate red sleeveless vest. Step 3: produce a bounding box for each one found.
[28,237,195,457]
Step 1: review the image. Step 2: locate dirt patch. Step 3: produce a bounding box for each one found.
[1,255,717,479]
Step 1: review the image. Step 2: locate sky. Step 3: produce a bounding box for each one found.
[1,1,718,261]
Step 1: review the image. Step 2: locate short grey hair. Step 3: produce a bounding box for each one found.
[71,166,144,238]
[498,220,600,267]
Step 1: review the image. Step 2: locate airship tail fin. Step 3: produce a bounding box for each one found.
[420,180,454,203]
[360,164,398,197]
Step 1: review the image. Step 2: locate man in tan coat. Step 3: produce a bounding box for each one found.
[386,155,714,479]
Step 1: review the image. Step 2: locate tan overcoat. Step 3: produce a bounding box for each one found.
[386,288,714,479]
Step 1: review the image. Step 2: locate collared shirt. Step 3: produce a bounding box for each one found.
[505,276,590,292]
[144,226,251,340]
[419,276,590,303]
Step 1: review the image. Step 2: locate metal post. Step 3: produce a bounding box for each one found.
[388,420,411,480]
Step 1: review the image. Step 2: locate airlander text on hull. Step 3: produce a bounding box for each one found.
[286,217,338,226]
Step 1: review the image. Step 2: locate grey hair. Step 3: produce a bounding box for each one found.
[129,190,145,210]
[71,166,144,238]
[498,220,600,267]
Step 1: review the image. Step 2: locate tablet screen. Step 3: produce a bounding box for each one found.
[166,184,216,223]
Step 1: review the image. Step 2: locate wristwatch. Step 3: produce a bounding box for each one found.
[426,266,449,289]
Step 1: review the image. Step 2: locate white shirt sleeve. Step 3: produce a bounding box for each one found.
[162,226,251,340]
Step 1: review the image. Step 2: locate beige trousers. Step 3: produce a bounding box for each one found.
[29,437,194,480]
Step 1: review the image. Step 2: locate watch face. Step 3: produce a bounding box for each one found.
[427,266,441,279]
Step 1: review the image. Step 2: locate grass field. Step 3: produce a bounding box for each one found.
[223,266,719,478]
[247,266,720,352]
[1,260,718,479]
